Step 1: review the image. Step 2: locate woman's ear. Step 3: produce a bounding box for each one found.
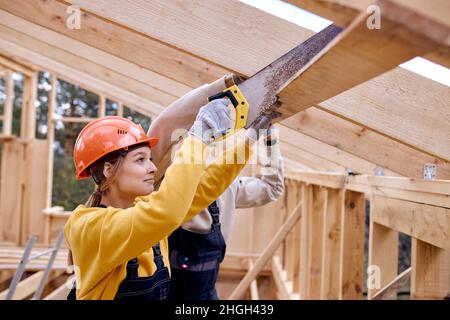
[103,162,113,179]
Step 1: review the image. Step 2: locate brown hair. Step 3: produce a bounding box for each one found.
[84,150,126,207]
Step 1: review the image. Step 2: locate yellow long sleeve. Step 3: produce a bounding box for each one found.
[64,136,250,299]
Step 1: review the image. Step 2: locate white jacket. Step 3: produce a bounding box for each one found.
[182,140,284,242]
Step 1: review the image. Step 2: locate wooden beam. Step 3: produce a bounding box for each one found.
[44,283,70,300]
[0,270,64,300]
[0,54,35,76]
[0,9,191,98]
[411,239,450,299]
[280,143,336,172]
[0,21,177,108]
[285,171,450,208]
[288,0,450,45]
[372,196,450,250]
[285,0,362,26]
[67,0,313,76]
[282,108,450,180]
[279,125,400,176]
[0,0,229,88]
[277,8,440,121]
[338,190,365,299]
[319,67,450,162]
[0,38,160,118]
[228,201,303,300]
[280,142,346,172]
[372,267,411,300]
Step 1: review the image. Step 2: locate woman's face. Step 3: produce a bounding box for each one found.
[111,146,157,197]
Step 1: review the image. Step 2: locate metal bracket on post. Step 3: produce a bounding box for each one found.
[423,164,437,180]
[6,230,65,300]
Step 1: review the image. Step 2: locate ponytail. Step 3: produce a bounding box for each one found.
[84,186,103,208]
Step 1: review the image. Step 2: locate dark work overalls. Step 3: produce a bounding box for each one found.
[168,201,226,300]
[67,205,170,300]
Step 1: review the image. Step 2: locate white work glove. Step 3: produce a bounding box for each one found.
[189,99,231,144]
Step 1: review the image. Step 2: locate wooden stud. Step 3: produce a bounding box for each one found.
[320,188,344,299]
[338,190,365,299]
[411,239,450,299]
[0,142,24,245]
[2,69,14,135]
[305,185,327,299]
[0,270,64,300]
[98,94,106,118]
[282,108,450,180]
[20,72,37,139]
[367,219,399,299]
[299,184,312,298]
[117,102,124,117]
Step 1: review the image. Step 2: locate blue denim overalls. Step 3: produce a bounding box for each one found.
[67,205,170,300]
[168,201,226,300]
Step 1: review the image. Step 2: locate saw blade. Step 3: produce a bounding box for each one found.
[238,24,343,128]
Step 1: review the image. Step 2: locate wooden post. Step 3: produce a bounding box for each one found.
[411,238,450,299]
[284,180,297,283]
[338,190,365,299]
[292,182,301,294]
[117,102,124,117]
[3,69,14,135]
[368,214,399,299]
[0,142,24,245]
[20,72,37,138]
[299,184,312,298]
[44,74,57,245]
[320,188,344,299]
[306,185,327,299]
[45,74,57,209]
[98,94,106,117]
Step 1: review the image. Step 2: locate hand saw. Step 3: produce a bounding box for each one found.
[208,24,342,138]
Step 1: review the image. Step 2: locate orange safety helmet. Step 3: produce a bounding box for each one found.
[73,116,158,180]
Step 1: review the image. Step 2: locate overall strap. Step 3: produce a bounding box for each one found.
[208,201,220,225]
[152,243,165,269]
[125,258,139,279]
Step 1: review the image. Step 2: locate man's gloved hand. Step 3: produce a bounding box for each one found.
[189,98,231,144]
[246,111,281,142]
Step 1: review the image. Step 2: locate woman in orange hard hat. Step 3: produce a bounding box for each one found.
[64,97,279,300]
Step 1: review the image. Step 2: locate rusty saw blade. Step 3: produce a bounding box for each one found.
[239,24,343,128]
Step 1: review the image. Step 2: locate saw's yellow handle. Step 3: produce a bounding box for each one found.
[207,84,249,140]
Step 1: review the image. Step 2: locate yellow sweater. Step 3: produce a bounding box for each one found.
[64,136,250,299]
